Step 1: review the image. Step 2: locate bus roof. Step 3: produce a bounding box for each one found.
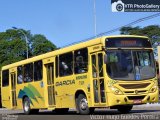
[1,35,148,70]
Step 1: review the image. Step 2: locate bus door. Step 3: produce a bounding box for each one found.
[91,52,106,105]
[44,58,56,107]
[10,72,17,108]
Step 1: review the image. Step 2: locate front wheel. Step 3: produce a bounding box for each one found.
[76,94,94,115]
[117,105,133,114]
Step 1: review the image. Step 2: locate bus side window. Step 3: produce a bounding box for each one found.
[2,70,9,87]
[55,56,59,78]
[59,52,73,76]
[34,60,43,81]
[24,63,33,82]
[17,66,23,84]
[92,55,97,78]
[74,48,88,74]
[98,53,103,77]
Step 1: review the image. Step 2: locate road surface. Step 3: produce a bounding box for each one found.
[0,103,160,120]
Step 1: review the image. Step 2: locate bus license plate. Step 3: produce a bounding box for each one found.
[133,99,142,104]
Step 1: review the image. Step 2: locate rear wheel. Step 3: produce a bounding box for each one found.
[117,105,133,114]
[23,97,32,115]
[23,97,39,115]
[76,94,94,115]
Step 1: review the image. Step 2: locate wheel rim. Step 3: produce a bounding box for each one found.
[24,100,30,112]
[80,98,88,110]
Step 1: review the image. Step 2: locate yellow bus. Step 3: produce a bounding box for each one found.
[157,46,160,96]
[1,35,159,115]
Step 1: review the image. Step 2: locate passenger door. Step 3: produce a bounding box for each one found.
[44,57,56,107]
[91,52,106,105]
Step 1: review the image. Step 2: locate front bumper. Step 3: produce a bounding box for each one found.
[107,90,159,107]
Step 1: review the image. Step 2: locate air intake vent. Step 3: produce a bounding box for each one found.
[127,96,145,100]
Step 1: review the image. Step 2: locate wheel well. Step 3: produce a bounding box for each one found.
[22,95,28,102]
[75,90,86,99]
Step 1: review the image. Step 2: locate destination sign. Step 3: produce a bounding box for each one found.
[105,37,152,48]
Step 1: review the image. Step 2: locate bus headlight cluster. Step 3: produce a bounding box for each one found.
[149,85,158,93]
[149,82,158,93]
[110,86,123,95]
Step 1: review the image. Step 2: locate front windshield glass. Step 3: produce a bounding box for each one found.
[106,50,155,80]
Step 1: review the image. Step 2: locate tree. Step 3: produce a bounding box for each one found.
[120,25,160,57]
[31,34,56,56]
[0,28,57,69]
[0,29,26,67]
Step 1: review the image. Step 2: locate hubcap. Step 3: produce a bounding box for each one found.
[24,100,29,112]
[80,98,88,110]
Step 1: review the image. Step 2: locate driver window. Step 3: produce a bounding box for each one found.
[133,51,155,80]
[137,51,150,67]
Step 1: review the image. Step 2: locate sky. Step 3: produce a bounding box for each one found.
[0,0,160,47]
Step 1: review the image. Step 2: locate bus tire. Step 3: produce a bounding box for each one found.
[76,94,93,115]
[23,97,32,115]
[117,105,133,114]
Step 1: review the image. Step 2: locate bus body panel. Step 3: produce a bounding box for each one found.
[1,86,12,108]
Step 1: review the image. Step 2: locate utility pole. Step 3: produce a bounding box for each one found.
[12,27,29,59]
[93,0,97,37]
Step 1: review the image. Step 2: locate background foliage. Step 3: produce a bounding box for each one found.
[120,25,160,57]
[0,29,56,69]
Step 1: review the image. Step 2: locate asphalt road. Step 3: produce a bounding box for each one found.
[0,104,160,120]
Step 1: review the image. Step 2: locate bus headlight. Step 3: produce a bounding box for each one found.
[110,86,123,95]
[149,85,158,93]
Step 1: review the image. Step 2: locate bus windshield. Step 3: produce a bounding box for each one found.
[106,50,156,80]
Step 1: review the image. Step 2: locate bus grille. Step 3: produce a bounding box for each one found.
[124,90,148,94]
[119,83,150,89]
